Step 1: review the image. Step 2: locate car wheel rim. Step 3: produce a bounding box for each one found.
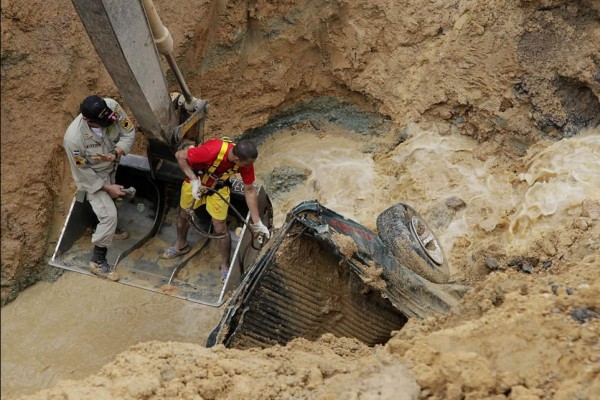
[410,216,444,265]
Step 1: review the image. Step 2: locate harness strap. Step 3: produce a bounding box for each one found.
[200,139,238,187]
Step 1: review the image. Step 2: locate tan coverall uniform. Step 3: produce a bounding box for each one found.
[63,98,135,248]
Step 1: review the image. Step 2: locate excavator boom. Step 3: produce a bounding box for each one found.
[72,0,177,145]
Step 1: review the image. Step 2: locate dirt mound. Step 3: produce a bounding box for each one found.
[17,335,419,400]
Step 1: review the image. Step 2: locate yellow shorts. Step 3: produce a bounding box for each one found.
[180,180,230,221]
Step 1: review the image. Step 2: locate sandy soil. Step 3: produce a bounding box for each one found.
[2,0,599,399]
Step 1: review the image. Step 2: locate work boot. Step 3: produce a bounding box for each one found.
[114,228,129,240]
[89,245,120,282]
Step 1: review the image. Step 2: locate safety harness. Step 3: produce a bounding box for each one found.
[200,138,238,189]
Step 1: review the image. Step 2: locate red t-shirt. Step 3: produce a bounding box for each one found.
[187,139,255,187]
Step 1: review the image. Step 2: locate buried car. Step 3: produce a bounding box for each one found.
[207,200,470,349]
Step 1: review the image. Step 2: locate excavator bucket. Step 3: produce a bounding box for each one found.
[50,155,273,306]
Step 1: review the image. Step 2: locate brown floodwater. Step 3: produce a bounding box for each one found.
[0,272,221,398]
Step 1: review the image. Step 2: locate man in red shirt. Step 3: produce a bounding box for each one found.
[161,138,270,282]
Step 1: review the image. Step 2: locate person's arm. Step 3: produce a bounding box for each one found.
[243,184,261,224]
[64,138,105,193]
[114,124,135,155]
[64,138,124,198]
[176,145,209,200]
[113,146,125,158]
[108,99,135,155]
[244,184,270,238]
[175,149,199,181]
[101,182,126,198]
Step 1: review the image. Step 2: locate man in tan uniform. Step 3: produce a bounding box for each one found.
[63,95,136,281]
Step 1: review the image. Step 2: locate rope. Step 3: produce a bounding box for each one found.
[186,186,268,250]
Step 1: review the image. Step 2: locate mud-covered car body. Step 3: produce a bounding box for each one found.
[208,200,469,349]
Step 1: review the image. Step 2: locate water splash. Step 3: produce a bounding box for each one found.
[256,123,598,270]
[385,125,519,257]
[255,125,386,227]
[509,130,600,239]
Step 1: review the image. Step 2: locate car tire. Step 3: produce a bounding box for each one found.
[376,203,449,284]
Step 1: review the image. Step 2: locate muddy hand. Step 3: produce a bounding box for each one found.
[106,184,125,199]
[191,179,207,200]
[91,153,116,162]
[251,221,271,239]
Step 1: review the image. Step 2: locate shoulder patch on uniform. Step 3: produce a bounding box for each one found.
[74,156,86,168]
[119,117,132,130]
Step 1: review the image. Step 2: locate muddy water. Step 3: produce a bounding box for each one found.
[1,273,221,397]
[3,123,599,398]
[255,123,600,277]
[254,124,390,229]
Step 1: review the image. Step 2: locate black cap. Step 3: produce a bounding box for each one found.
[80,95,112,121]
